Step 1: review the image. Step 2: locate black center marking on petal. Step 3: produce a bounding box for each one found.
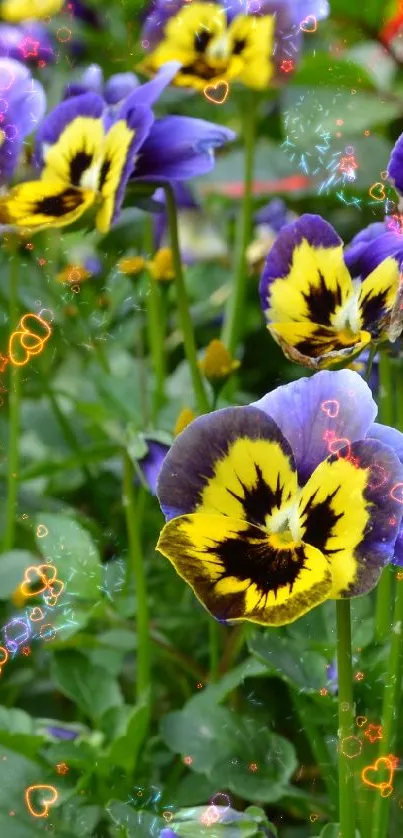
[302,270,343,326]
[34,187,84,218]
[181,60,226,79]
[194,30,212,53]
[206,525,307,597]
[99,159,111,190]
[232,37,246,55]
[294,326,358,357]
[69,151,93,187]
[300,486,343,554]
[359,288,388,333]
[227,463,290,526]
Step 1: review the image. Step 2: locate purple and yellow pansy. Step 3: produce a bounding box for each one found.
[0,61,235,232]
[259,214,403,369]
[156,370,403,626]
[140,0,329,91]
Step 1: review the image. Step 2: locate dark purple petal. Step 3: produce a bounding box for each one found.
[133,115,236,182]
[0,58,46,181]
[157,405,294,520]
[369,422,403,466]
[139,439,170,495]
[259,214,343,313]
[252,370,377,484]
[388,132,403,194]
[70,0,102,27]
[47,725,79,741]
[111,104,154,225]
[254,198,288,231]
[34,92,104,170]
[345,225,403,279]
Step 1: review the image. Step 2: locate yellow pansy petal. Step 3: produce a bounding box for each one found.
[42,116,105,189]
[157,513,332,626]
[228,15,275,90]
[358,256,402,340]
[0,180,95,229]
[96,119,136,234]
[1,0,63,22]
[297,439,403,597]
[268,321,371,369]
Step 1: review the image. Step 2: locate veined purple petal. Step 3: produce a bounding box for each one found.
[252,370,377,485]
[132,115,236,181]
[388,132,403,194]
[119,61,180,115]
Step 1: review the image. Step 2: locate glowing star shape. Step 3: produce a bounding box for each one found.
[365,724,383,743]
[19,38,40,60]
[281,59,294,73]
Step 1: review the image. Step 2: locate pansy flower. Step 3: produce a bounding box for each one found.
[345,219,403,280]
[0,58,45,182]
[0,0,64,22]
[0,62,235,232]
[259,214,403,369]
[0,22,55,64]
[156,370,403,626]
[140,0,329,91]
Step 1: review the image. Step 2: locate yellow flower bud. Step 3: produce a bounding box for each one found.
[118,256,146,276]
[199,339,240,382]
[174,407,196,437]
[11,584,28,608]
[147,248,175,282]
[56,264,90,284]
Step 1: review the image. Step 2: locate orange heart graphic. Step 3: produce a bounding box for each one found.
[299,14,317,32]
[362,757,395,794]
[203,80,229,105]
[25,784,58,818]
[8,313,51,367]
[29,607,44,622]
[369,182,386,201]
[43,578,65,607]
[21,566,50,598]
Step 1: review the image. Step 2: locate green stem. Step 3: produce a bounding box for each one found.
[364,343,377,383]
[336,599,356,838]
[208,620,220,682]
[163,183,209,415]
[371,572,403,838]
[3,244,21,552]
[146,274,166,419]
[123,453,150,701]
[221,96,257,354]
[375,351,395,642]
[292,693,338,813]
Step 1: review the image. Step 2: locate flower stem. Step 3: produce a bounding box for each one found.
[364,342,377,383]
[371,571,403,838]
[221,95,257,354]
[123,452,150,701]
[336,599,356,838]
[163,183,209,415]
[146,274,166,419]
[3,243,21,552]
[208,620,220,682]
[375,351,395,642]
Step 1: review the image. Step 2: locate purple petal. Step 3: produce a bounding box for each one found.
[0,59,46,181]
[388,132,403,194]
[345,225,403,279]
[133,115,236,182]
[34,92,104,169]
[259,214,343,313]
[368,422,403,464]
[111,104,154,225]
[119,61,181,114]
[0,22,55,64]
[46,725,79,741]
[254,198,288,231]
[252,369,377,484]
[104,72,139,105]
[139,439,170,495]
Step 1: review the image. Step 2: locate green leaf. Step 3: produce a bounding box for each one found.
[106,701,149,772]
[0,746,43,817]
[248,632,328,693]
[161,705,297,802]
[35,513,102,601]
[0,551,41,599]
[292,55,376,89]
[314,826,361,838]
[170,805,277,837]
[186,658,268,711]
[330,0,386,28]
[52,651,123,721]
[106,801,164,837]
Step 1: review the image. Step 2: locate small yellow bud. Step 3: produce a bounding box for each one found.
[199,339,240,382]
[147,248,175,282]
[11,585,28,608]
[174,407,196,436]
[118,256,146,276]
[56,264,90,284]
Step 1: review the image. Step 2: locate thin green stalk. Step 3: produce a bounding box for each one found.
[364,342,378,383]
[336,599,356,838]
[292,693,338,813]
[371,573,403,838]
[3,244,21,552]
[375,351,395,641]
[208,620,220,682]
[221,96,257,354]
[163,183,209,415]
[123,453,150,700]
[146,275,166,419]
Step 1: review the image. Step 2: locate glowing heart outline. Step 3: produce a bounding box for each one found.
[203,79,229,105]
[25,784,58,818]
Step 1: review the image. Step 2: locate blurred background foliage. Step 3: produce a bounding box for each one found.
[1,0,403,836]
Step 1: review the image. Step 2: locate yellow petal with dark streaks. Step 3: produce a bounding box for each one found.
[157,513,332,626]
[358,256,402,339]
[96,119,135,234]
[0,180,95,229]
[42,117,105,191]
[228,15,274,90]
[269,321,371,369]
